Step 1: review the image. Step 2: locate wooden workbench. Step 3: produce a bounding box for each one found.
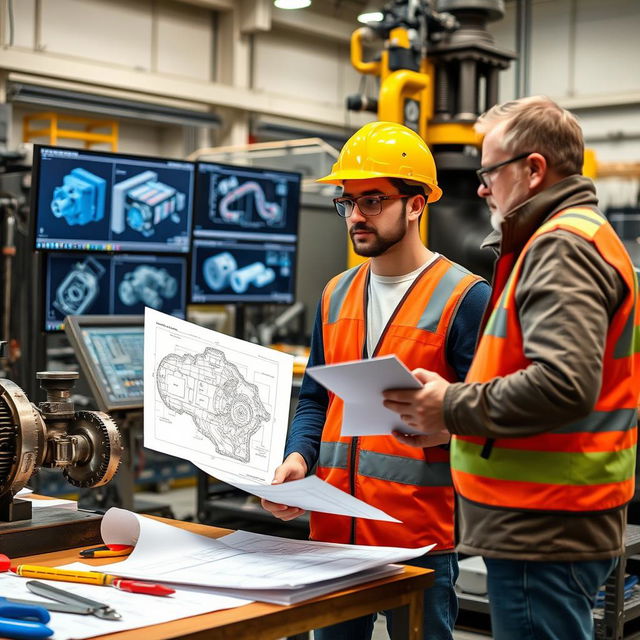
[15,516,434,640]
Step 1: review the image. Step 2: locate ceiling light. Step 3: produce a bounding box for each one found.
[274,0,312,9]
[358,2,384,24]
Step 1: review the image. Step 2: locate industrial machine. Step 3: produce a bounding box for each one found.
[346,0,515,278]
[0,358,122,555]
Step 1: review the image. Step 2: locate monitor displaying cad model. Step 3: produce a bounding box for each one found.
[190,162,301,304]
[32,145,195,254]
[193,162,300,240]
[64,315,144,411]
[43,252,187,331]
[191,238,296,304]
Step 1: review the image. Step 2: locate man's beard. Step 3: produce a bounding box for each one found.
[350,211,407,257]
[490,209,505,232]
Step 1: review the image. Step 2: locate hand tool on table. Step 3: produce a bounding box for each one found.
[0,596,53,638]
[24,580,122,620]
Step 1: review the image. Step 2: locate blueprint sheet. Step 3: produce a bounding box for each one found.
[144,308,293,484]
[197,465,401,522]
[96,508,435,591]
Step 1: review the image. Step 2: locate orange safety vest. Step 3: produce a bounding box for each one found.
[314,256,482,549]
[451,207,640,513]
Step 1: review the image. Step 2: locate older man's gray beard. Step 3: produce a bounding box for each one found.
[490,209,505,232]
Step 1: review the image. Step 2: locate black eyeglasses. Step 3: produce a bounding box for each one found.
[332,194,410,218]
[476,152,533,189]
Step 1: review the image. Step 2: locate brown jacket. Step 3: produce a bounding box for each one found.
[444,175,630,561]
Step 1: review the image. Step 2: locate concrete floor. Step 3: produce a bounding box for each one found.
[135,484,491,639]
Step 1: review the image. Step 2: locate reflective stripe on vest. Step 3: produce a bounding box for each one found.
[314,256,483,547]
[319,441,452,487]
[452,206,640,513]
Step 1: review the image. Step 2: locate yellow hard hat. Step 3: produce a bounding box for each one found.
[317,121,442,203]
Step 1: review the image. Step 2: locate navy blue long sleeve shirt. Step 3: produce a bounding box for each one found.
[285,279,491,471]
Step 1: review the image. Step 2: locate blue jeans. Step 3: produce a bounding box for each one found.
[314,552,459,640]
[484,557,618,640]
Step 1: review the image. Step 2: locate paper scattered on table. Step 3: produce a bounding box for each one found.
[97,508,434,593]
[16,488,77,510]
[144,308,293,484]
[198,466,401,523]
[26,496,78,510]
[0,572,249,640]
[306,354,424,436]
[196,564,404,606]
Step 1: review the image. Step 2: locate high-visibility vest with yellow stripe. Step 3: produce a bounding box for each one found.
[314,256,482,548]
[451,207,640,513]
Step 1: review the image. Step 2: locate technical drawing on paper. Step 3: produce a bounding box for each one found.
[155,347,271,462]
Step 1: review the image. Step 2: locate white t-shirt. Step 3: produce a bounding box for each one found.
[366,254,440,357]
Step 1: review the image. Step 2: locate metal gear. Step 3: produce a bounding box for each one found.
[63,410,122,488]
[0,379,46,497]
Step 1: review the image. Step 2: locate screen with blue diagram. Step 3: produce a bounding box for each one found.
[191,162,301,303]
[191,239,296,304]
[33,145,195,254]
[44,253,187,331]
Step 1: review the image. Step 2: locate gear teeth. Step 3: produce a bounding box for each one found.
[0,400,15,490]
[64,412,121,489]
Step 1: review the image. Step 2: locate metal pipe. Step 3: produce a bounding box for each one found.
[515,0,532,98]
[485,68,499,110]
[456,59,477,119]
[0,199,15,352]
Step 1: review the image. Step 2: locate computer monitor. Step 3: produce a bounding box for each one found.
[191,162,301,304]
[191,238,297,304]
[44,252,187,331]
[32,145,195,254]
[64,315,144,411]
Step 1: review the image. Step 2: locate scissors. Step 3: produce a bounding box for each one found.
[0,597,53,639]
[3,580,121,621]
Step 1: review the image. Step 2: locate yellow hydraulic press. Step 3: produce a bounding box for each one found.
[346,0,515,279]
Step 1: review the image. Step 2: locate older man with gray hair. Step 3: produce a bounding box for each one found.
[384,96,640,640]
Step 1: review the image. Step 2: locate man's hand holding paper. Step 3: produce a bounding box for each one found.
[383,368,452,449]
[261,453,308,521]
[305,355,426,437]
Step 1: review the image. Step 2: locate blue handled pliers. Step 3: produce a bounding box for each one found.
[0,599,53,639]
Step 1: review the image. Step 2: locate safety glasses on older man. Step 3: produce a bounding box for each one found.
[476,152,533,189]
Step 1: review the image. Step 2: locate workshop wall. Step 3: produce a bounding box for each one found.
[252,26,360,114]
[491,0,640,162]
[12,0,214,80]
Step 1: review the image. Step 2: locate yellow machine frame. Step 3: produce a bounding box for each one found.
[347,25,481,267]
[23,112,119,151]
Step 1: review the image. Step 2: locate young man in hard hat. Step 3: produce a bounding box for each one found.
[261,121,490,640]
[384,96,640,640]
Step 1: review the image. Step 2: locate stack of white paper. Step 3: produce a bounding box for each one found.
[16,487,78,510]
[90,508,435,604]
